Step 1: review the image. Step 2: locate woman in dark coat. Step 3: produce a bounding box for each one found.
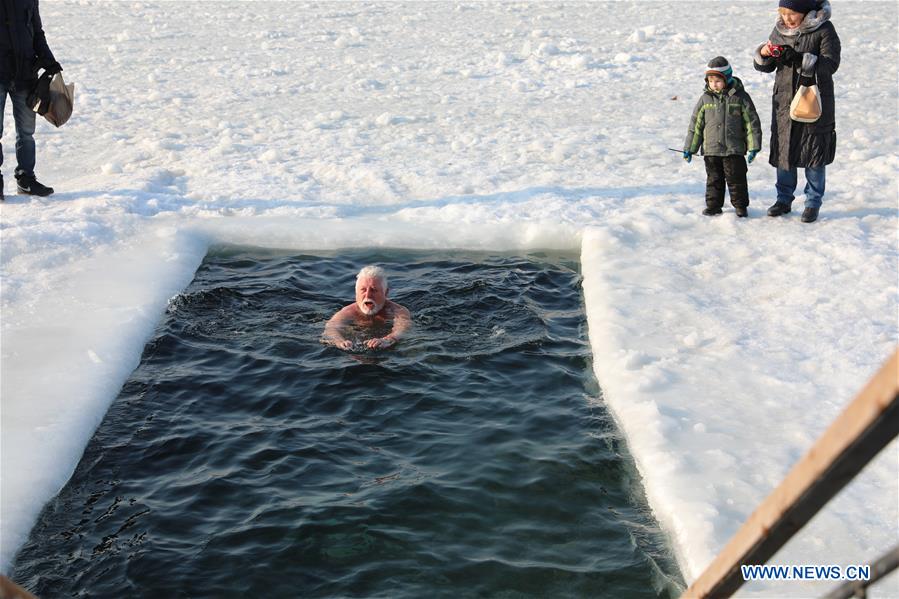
[754,0,840,223]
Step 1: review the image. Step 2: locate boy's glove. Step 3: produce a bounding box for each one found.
[747,150,758,164]
[683,151,692,163]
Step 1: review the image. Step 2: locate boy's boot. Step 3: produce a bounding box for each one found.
[703,205,723,216]
[735,205,748,217]
[16,174,54,197]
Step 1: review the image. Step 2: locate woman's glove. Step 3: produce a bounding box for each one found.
[747,150,758,164]
[800,53,818,77]
[777,46,803,68]
[683,151,692,163]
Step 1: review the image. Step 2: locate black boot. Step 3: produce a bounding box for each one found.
[801,207,819,223]
[735,205,748,217]
[16,174,54,197]
[0,174,4,202]
[767,202,791,217]
[703,206,723,216]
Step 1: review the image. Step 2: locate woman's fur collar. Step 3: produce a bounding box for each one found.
[776,0,832,36]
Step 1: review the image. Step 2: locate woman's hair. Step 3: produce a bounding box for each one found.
[356,265,388,291]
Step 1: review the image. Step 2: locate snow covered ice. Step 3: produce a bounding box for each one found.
[1,2,897,596]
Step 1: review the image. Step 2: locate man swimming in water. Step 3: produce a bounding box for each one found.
[324,265,412,350]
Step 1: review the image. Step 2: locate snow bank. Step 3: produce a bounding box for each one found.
[1,225,208,570]
[581,207,897,596]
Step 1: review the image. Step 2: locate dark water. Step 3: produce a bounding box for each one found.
[13,248,683,598]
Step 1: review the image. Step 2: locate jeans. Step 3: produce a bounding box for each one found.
[775,166,826,209]
[0,81,37,178]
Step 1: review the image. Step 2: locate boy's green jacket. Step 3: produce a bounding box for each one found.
[684,77,762,157]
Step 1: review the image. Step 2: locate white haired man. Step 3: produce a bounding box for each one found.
[324,265,412,350]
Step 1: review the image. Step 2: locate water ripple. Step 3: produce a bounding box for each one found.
[13,250,683,598]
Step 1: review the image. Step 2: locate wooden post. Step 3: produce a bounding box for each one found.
[682,349,899,599]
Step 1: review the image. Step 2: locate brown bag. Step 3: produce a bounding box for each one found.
[43,72,75,127]
[789,80,822,123]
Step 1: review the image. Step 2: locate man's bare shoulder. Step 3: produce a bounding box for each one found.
[384,300,411,317]
[333,303,362,320]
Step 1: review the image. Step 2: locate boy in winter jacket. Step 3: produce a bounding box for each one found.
[684,57,763,217]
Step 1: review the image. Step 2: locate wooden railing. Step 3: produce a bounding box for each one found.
[682,349,899,599]
[822,545,899,599]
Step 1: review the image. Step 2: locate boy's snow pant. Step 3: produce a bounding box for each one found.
[703,155,748,209]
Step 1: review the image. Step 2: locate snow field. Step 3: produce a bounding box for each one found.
[1,2,897,596]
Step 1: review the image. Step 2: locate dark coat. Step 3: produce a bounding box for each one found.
[754,2,840,170]
[684,77,763,157]
[0,0,55,84]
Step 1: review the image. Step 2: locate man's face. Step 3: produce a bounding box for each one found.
[356,276,386,316]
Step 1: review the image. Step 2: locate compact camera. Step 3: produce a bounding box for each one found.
[766,41,785,58]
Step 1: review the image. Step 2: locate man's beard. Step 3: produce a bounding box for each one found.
[359,300,382,316]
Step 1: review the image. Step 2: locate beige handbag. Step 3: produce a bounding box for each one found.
[789,78,822,123]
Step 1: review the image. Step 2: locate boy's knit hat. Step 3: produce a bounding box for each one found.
[705,56,733,84]
[779,0,816,13]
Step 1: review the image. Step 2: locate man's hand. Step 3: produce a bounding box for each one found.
[35,57,62,75]
[335,339,353,350]
[365,336,396,350]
